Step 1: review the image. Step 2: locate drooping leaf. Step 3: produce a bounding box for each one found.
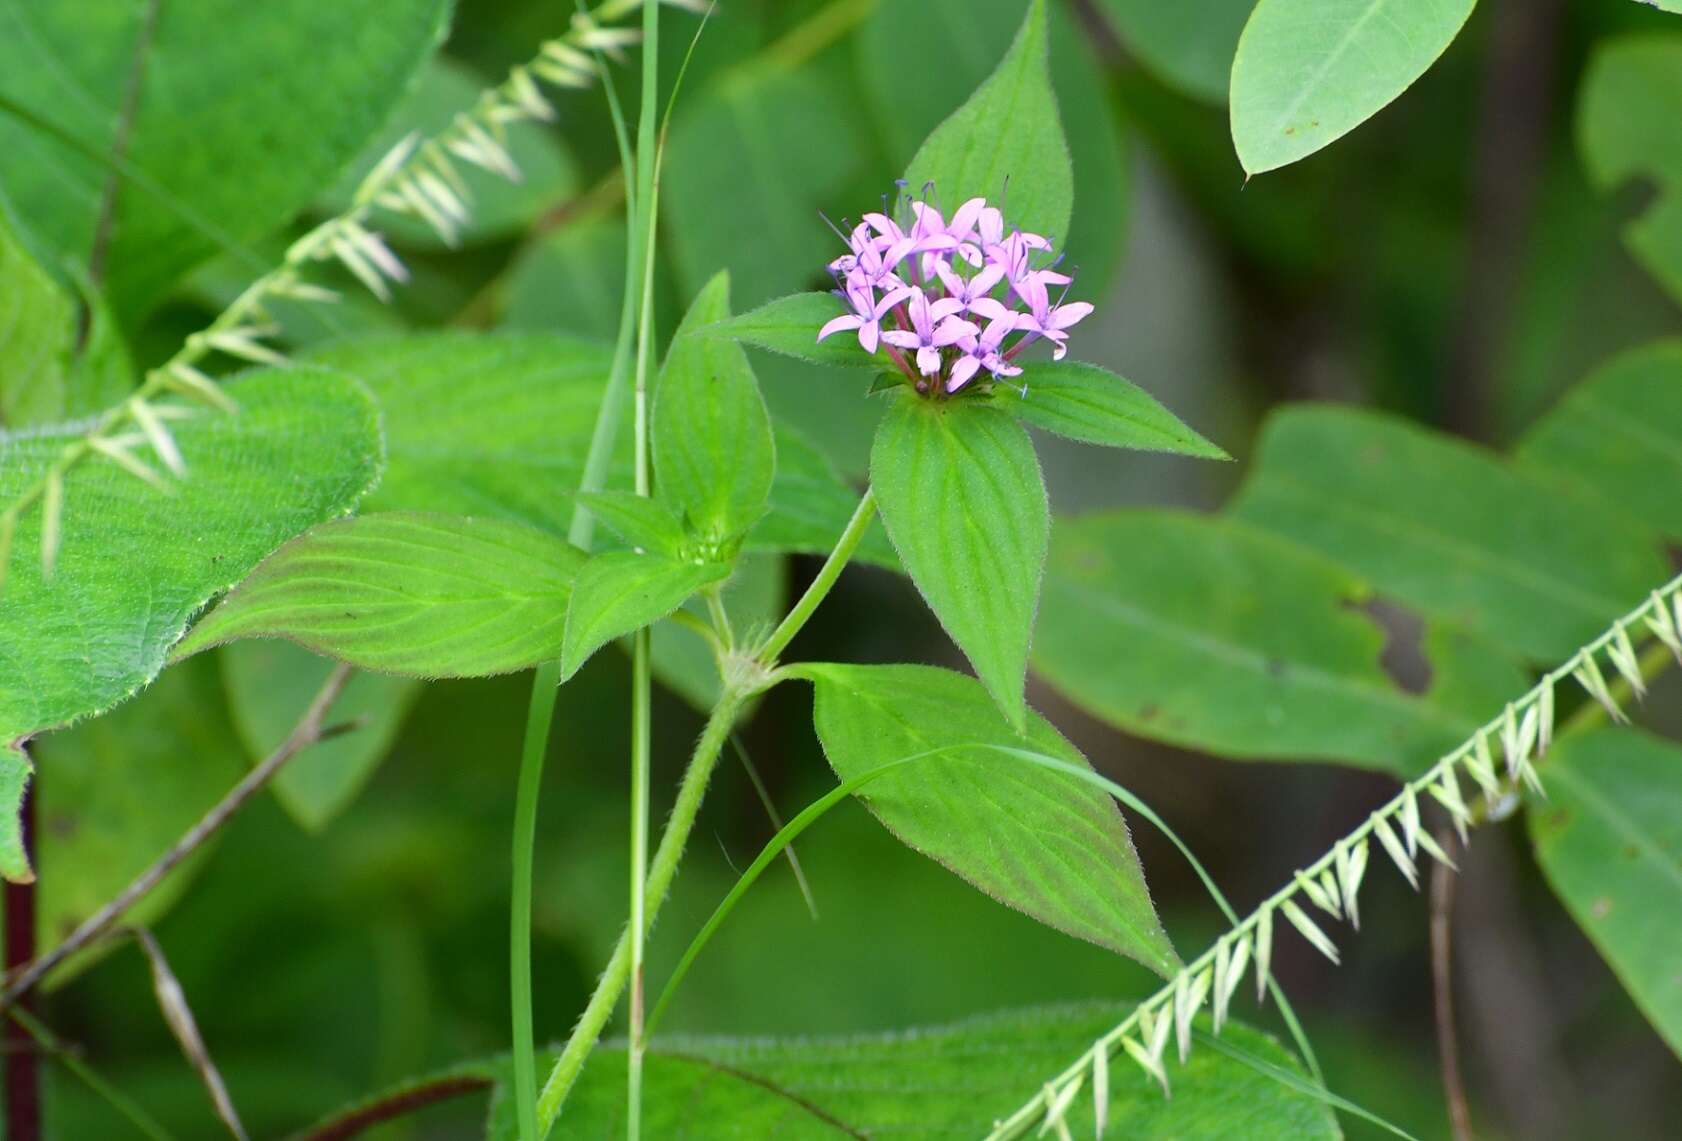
[1228,405,1668,661]
[1097,0,1257,104]
[804,662,1176,972]
[1578,35,1682,305]
[902,0,1074,247]
[221,642,420,831]
[0,0,450,321]
[870,394,1049,729]
[1514,341,1682,542]
[1229,0,1478,174]
[999,360,1229,457]
[1035,511,1528,775]
[1529,728,1682,1060]
[860,0,1127,296]
[321,56,577,249]
[560,551,730,682]
[303,332,622,536]
[663,63,867,307]
[748,422,898,570]
[172,513,587,678]
[32,657,245,981]
[656,273,776,549]
[702,293,875,370]
[0,367,381,739]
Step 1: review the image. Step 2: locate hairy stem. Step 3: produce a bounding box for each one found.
[1,667,352,1008]
[1431,828,1474,1141]
[758,489,877,664]
[536,691,747,1135]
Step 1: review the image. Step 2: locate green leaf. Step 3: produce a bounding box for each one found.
[999,359,1229,457]
[1529,728,1682,1060]
[321,57,577,249]
[578,491,687,558]
[0,0,450,321]
[502,217,632,343]
[0,746,26,883]
[804,662,1176,972]
[560,551,730,682]
[903,0,1073,245]
[1229,405,1668,661]
[172,513,587,678]
[860,0,1128,298]
[1578,35,1682,306]
[748,422,898,571]
[492,1006,1335,1138]
[656,273,776,547]
[1097,0,1257,104]
[222,642,420,831]
[0,367,381,740]
[870,395,1049,729]
[702,293,875,370]
[302,332,622,537]
[1035,511,1528,775]
[663,64,867,307]
[1515,341,1682,542]
[1230,0,1478,174]
[0,209,73,427]
[33,657,245,979]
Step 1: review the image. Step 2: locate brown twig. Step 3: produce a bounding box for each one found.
[0,664,354,1007]
[290,1074,494,1141]
[3,776,40,1141]
[129,927,247,1140]
[1431,826,1474,1141]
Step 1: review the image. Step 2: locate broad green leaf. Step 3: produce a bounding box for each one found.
[999,360,1229,457]
[173,513,587,678]
[902,0,1073,246]
[222,642,420,831]
[578,491,687,558]
[322,57,577,248]
[870,395,1049,729]
[805,662,1176,972]
[748,422,898,571]
[663,63,867,307]
[702,293,875,370]
[1515,341,1682,542]
[656,273,776,548]
[0,746,25,883]
[860,0,1128,296]
[1229,0,1478,174]
[1098,0,1256,103]
[303,332,621,537]
[483,1007,1336,1139]
[1529,729,1682,1060]
[33,657,244,980]
[0,367,381,740]
[1578,35,1682,305]
[305,332,876,566]
[560,551,730,682]
[1229,405,1668,661]
[0,209,73,427]
[0,0,450,321]
[1036,512,1528,775]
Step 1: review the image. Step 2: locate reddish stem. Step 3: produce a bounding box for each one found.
[4,775,39,1141]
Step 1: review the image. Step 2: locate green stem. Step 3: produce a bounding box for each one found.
[757,489,877,665]
[535,691,747,1136]
[508,14,645,1137]
[626,1,662,1135]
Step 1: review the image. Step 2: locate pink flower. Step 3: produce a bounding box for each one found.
[881,288,978,376]
[950,313,1021,393]
[818,279,913,355]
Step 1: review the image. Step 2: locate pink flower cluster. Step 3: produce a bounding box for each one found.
[817,189,1092,394]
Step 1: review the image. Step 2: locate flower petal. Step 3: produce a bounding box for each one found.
[817,314,862,342]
